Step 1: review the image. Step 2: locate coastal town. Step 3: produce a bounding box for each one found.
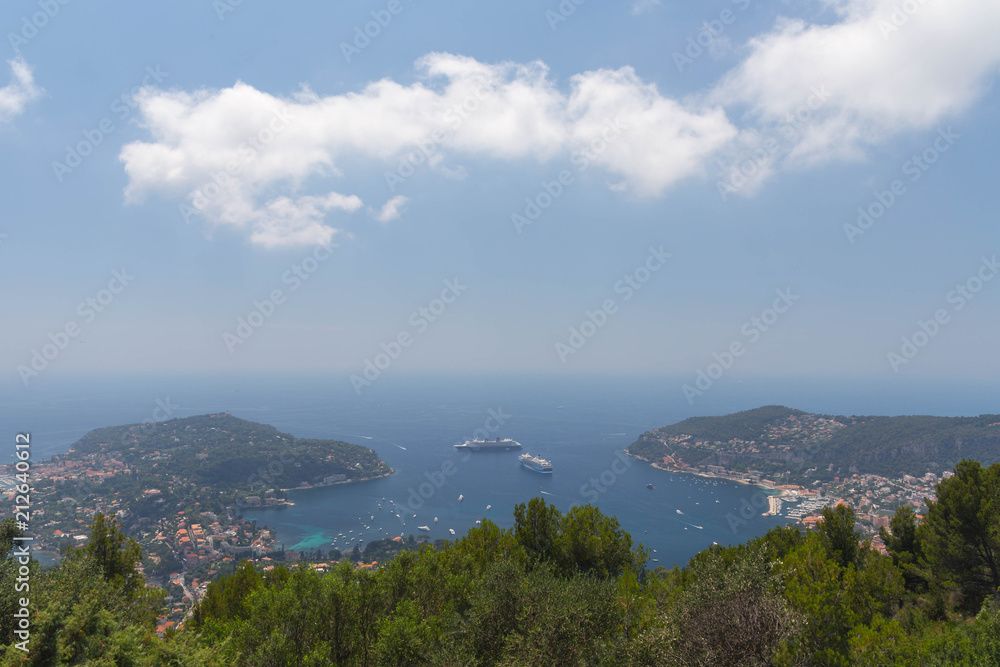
[641,454,948,550]
[0,413,397,632]
[627,408,962,553]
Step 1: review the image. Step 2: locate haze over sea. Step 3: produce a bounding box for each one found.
[7,373,998,568]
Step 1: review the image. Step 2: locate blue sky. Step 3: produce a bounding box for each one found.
[2,0,999,393]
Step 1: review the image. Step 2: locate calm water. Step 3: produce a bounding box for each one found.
[6,372,998,568]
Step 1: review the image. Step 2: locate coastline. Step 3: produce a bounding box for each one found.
[628,452,788,496]
[280,468,395,494]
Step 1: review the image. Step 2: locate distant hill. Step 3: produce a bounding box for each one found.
[59,412,393,497]
[627,405,1000,481]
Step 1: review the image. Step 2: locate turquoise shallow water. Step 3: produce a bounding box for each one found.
[7,372,998,568]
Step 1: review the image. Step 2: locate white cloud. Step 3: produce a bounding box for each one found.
[0,58,41,122]
[251,191,361,248]
[712,0,1000,165]
[120,1,1000,245]
[567,67,735,195]
[121,52,734,245]
[371,195,410,223]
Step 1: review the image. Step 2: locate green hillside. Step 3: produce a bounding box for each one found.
[61,412,393,493]
[628,406,1000,480]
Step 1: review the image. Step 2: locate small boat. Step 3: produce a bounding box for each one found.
[675,510,682,515]
[486,504,491,510]
[646,483,655,490]
[458,494,464,502]
[418,525,430,531]
[448,528,455,535]
[434,517,438,523]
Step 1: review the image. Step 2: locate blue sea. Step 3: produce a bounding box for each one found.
[6,372,998,568]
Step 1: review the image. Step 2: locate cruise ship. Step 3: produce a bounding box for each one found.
[454,437,522,451]
[518,452,553,474]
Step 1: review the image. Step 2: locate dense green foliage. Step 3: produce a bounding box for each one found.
[64,413,392,494]
[644,405,807,445]
[628,405,1000,480]
[7,462,1000,665]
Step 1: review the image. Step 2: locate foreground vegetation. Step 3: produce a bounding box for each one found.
[5,459,1000,665]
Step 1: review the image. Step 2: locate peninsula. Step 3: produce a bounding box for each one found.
[0,413,393,621]
[627,405,1000,538]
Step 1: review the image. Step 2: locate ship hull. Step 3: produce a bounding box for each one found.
[455,444,522,451]
[454,439,522,451]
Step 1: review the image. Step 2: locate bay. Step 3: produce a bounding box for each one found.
[5,372,997,568]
